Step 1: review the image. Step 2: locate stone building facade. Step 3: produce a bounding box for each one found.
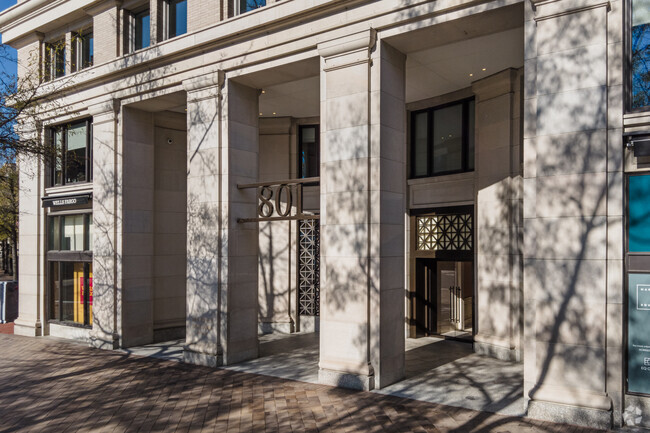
[1,0,649,429]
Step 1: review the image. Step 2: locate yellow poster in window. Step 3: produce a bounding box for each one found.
[73,263,84,324]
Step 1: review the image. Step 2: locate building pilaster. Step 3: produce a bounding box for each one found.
[317,30,407,390]
[89,98,121,350]
[183,71,260,367]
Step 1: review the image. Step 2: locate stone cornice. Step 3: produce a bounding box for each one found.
[83,0,123,16]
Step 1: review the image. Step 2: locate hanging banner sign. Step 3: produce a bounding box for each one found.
[42,193,91,208]
[628,272,650,395]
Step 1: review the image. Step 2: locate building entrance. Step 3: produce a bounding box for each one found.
[414,259,474,340]
[409,206,474,341]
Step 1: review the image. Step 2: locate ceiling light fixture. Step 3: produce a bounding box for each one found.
[482,68,487,71]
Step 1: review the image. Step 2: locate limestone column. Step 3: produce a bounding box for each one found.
[14,120,44,337]
[89,99,121,349]
[472,69,524,362]
[318,32,406,390]
[523,0,613,428]
[183,73,259,367]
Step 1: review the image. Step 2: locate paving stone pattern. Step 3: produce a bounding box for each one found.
[0,335,608,433]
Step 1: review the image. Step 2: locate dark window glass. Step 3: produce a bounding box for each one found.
[55,45,65,79]
[135,10,151,50]
[412,112,429,177]
[299,125,319,179]
[49,120,91,187]
[410,99,475,178]
[632,0,650,110]
[50,262,60,322]
[168,0,187,38]
[48,216,60,251]
[467,100,475,171]
[432,104,463,175]
[240,0,266,13]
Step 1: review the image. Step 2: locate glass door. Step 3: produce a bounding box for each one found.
[436,261,473,340]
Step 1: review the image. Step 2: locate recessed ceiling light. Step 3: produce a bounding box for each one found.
[259,112,263,116]
[469,73,473,77]
[482,68,487,71]
[262,90,266,94]
[273,112,277,115]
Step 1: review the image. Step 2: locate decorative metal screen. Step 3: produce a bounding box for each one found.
[298,219,320,316]
[416,213,473,251]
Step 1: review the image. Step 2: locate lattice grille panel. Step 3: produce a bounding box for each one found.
[299,219,320,316]
[416,213,473,251]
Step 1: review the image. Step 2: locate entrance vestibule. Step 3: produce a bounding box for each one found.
[414,259,474,340]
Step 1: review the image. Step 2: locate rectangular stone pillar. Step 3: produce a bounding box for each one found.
[121,106,155,347]
[318,32,406,390]
[524,0,613,428]
[473,68,524,362]
[14,121,44,337]
[183,73,259,367]
[89,99,121,349]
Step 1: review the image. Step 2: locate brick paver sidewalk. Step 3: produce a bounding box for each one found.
[0,334,607,433]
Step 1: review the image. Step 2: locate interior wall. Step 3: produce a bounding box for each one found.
[152,111,187,339]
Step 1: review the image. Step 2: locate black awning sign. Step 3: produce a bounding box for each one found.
[42,194,91,208]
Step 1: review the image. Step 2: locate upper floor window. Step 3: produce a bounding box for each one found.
[49,119,93,187]
[410,99,475,178]
[166,0,187,39]
[71,30,94,72]
[630,0,650,110]
[299,125,319,179]
[238,0,266,14]
[44,39,66,81]
[130,7,151,51]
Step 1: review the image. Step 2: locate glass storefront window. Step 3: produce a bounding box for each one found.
[48,212,93,326]
[49,215,90,252]
[50,261,93,326]
[62,215,84,251]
